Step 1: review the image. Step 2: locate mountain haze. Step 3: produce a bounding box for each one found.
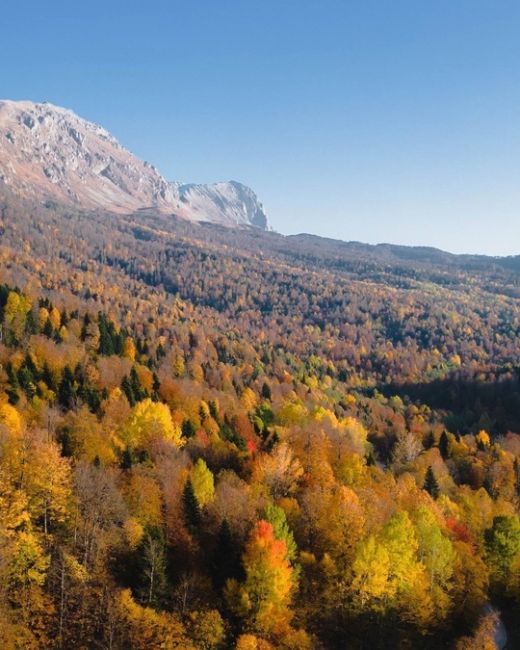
[0,99,269,228]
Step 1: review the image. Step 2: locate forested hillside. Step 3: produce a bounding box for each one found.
[0,188,519,648]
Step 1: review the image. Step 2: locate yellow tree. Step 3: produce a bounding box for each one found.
[25,437,72,535]
[350,535,393,613]
[414,506,455,622]
[190,458,215,508]
[4,291,32,341]
[382,510,433,627]
[115,588,194,649]
[121,398,183,449]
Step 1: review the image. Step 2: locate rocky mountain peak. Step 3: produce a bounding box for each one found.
[0,99,269,229]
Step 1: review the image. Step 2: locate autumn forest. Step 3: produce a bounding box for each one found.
[1,189,520,649]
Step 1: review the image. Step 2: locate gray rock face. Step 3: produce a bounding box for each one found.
[177,180,269,229]
[0,99,269,229]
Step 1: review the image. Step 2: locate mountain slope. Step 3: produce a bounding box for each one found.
[0,99,269,228]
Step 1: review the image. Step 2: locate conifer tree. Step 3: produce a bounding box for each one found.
[261,382,272,400]
[58,366,75,409]
[122,375,136,406]
[438,431,450,459]
[182,419,196,439]
[423,466,440,499]
[43,318,53,338]
[183,479,201,533]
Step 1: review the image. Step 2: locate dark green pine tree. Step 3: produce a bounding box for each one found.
[208,400,219,422]
[182,479,201,534]
[5,361,20,405]
[58,366,76,409]
[438,431,450,460]
[182,419,196,439]
[24,352,38,378]
[423,466,440,499]
[53,327,63,344]
[17,367,36,397]
[151,373,160,401]
[113,331,124,356]
[121,375,136,406]
[5,361,19,388]
[43,318,54,338]
[261,381,272,400]
[80,313,90,341]
[130,366,147,401]
[0,284,10,317]
[97,313,115,356]
[84,387,102,413]
[41,361,57,392]
[120,445,135,470]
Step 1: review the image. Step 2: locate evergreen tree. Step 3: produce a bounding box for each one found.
[80,312,90,341]
[122,375,136,406]
[82,387,102,413]
[58,366,75,409]
[24,352,38,378]
[209,400,219,421]
[182,419,196,439]
[423,466,440,499]
[43,318,53,338]
[6,388,20,405]
[151,372,160,401]
[5,361,19,388]
[130,366,147,401]
[53,327,63,344]
[120,446,135,470]
[438,431,450,459]
[18,368,36,397]
[41,361,57,392]
[183,479,201,533]
[97,312,115,355]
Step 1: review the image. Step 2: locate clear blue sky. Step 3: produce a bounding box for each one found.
[3,1,520,255]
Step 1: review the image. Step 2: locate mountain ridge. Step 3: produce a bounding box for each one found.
[0,99,269,229]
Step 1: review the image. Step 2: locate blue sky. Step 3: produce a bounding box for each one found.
[3,1,520,255]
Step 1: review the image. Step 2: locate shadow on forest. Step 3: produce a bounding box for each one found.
[377,372,520,436]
